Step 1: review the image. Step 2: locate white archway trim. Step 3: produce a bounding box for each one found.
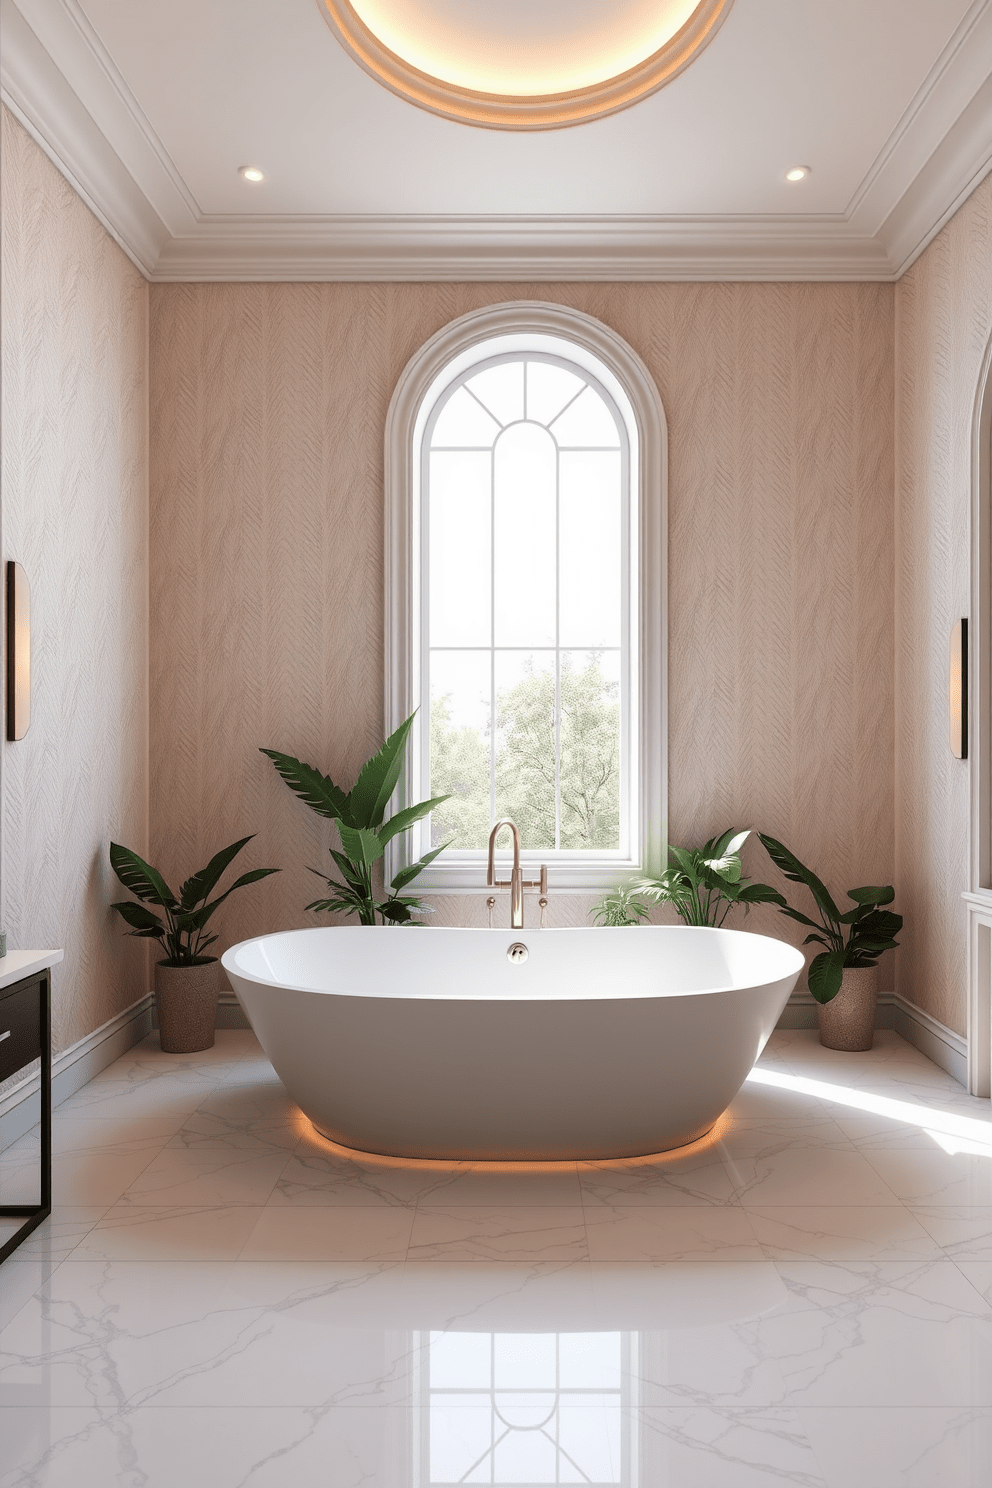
[965,327,992,1096]
[384,301,668,894]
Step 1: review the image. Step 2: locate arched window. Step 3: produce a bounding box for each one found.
[385,304,667,893]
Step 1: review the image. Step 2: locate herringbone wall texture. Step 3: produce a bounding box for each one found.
[149,280,896,973]
[895,172,992,1036]
[1,108,149,1057]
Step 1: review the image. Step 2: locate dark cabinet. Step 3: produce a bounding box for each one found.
[0,970,52,1262]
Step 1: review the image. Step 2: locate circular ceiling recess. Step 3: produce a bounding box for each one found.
[318,0,735,130]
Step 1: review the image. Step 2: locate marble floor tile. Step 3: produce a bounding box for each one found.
[3,1210,108,1264]
[954,1260,992,1306]
[240,1206,415,1261]
[578,1149,739,1208]
[760,1260,992,1407]
[269,1145,454,1208]
[0,1259,59,1332]
[860,1148,992,1206]
[46,1151,161,1207]
[718,1130,903,1208]
[56,1069,223,1121]
[413,1161,583,1207]
[584,1206,763,1262]
[166,1111,301,1154]
[0,1405,418,1488]
[637,1407,826,1487]
[69,1205,265,1261]
[910,1205,992,1259]
[193,1080,301,1122]
[748,1206,943,1262]
[50,1115,185,1154]
[116,1146,290,1207]
[406,1206,589,1261]
[800,1407,992,1488]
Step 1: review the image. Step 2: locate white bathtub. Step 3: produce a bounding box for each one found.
[222,925,804,1161]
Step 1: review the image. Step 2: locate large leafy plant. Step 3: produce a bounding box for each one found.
[634,829,784,928]
[591,885,650,927]
[110,837,279,965]
[261,713,449,926]
[757,833,903,1004]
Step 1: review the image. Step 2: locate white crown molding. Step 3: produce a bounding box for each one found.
[153,214,892,283]
[2,0,991,282]
[848,0,992,274]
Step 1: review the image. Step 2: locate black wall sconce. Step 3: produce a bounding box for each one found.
[949,618,968,760]
[6,561,31,741]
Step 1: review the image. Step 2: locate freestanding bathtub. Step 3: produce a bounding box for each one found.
[222,925,804,1161]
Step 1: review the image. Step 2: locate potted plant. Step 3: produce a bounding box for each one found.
[628,829,784,927]
[757,833,902,1050]
[110,837,279,1053]
[261,712,450,925]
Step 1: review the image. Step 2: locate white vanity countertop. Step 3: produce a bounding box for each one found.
[0,949,64,989]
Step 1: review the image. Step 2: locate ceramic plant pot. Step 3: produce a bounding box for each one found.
[154,958,219,1053]
[816,965,878,1052]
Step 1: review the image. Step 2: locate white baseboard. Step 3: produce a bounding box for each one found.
[0,993,154,1151]
[777,991,969,1086]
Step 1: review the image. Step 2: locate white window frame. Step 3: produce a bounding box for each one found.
[385,303,667,894]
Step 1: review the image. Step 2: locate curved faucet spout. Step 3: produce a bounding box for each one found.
[488,819,524,929]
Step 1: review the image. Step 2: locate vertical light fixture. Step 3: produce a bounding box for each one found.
[949,618,968,759]
[6,561,31,741]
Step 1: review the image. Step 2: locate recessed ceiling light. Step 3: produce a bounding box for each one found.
[785,165,811,182]
[239,166,266,183]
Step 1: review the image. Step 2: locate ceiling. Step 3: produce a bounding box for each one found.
[2,0,991,280]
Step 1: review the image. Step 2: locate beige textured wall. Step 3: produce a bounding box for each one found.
[895,174,992,1036]
[149,281,895,967]
[1,109,149,1055]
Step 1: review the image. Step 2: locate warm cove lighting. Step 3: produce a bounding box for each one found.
[319,0,735,130]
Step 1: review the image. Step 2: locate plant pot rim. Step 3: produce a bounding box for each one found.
[156,956,218,968]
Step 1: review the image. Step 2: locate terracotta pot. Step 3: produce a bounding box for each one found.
[154,959,219,1053]
[816,965,878,1051]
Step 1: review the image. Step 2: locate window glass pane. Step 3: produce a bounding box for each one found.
[494,651,556,851]
[429,1330,491,1389]
[559,450,621,647]
[494,1333,557,1389]
[493,422,556,647]
[493,1425,557,1482]
[559,650,621,850]
[432,385,500,447]
[429,1400,492,1483]
[465,361,524,426]
[559,1400,622,1482]
[430,650,491,850]
[526,359,585,426]
[550,384,621,447]
[559,1332,622,1389]
[429,451,491,647]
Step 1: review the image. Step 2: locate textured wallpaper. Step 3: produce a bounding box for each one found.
[148,280,896,971]
[1,109,149,1055]
[895,173,992,1036]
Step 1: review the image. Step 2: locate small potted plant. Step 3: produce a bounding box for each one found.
[757,833,902,1050]
[631,829,784,927]
[110,837,279,1053]
[261,711,449,925]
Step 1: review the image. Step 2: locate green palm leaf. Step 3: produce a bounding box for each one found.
[346,714,416,827]
[109,843,177,909]
[259,749,351,822]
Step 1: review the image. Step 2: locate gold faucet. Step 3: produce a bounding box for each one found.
[486,819,548,930]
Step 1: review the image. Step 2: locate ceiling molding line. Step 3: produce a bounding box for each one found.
[881,72,992,277]
[0,1,164,276]
[846,0,992,234]
[151,215,894,283]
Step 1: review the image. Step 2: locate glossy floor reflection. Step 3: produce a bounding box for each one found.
[1,1028,990,1485]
